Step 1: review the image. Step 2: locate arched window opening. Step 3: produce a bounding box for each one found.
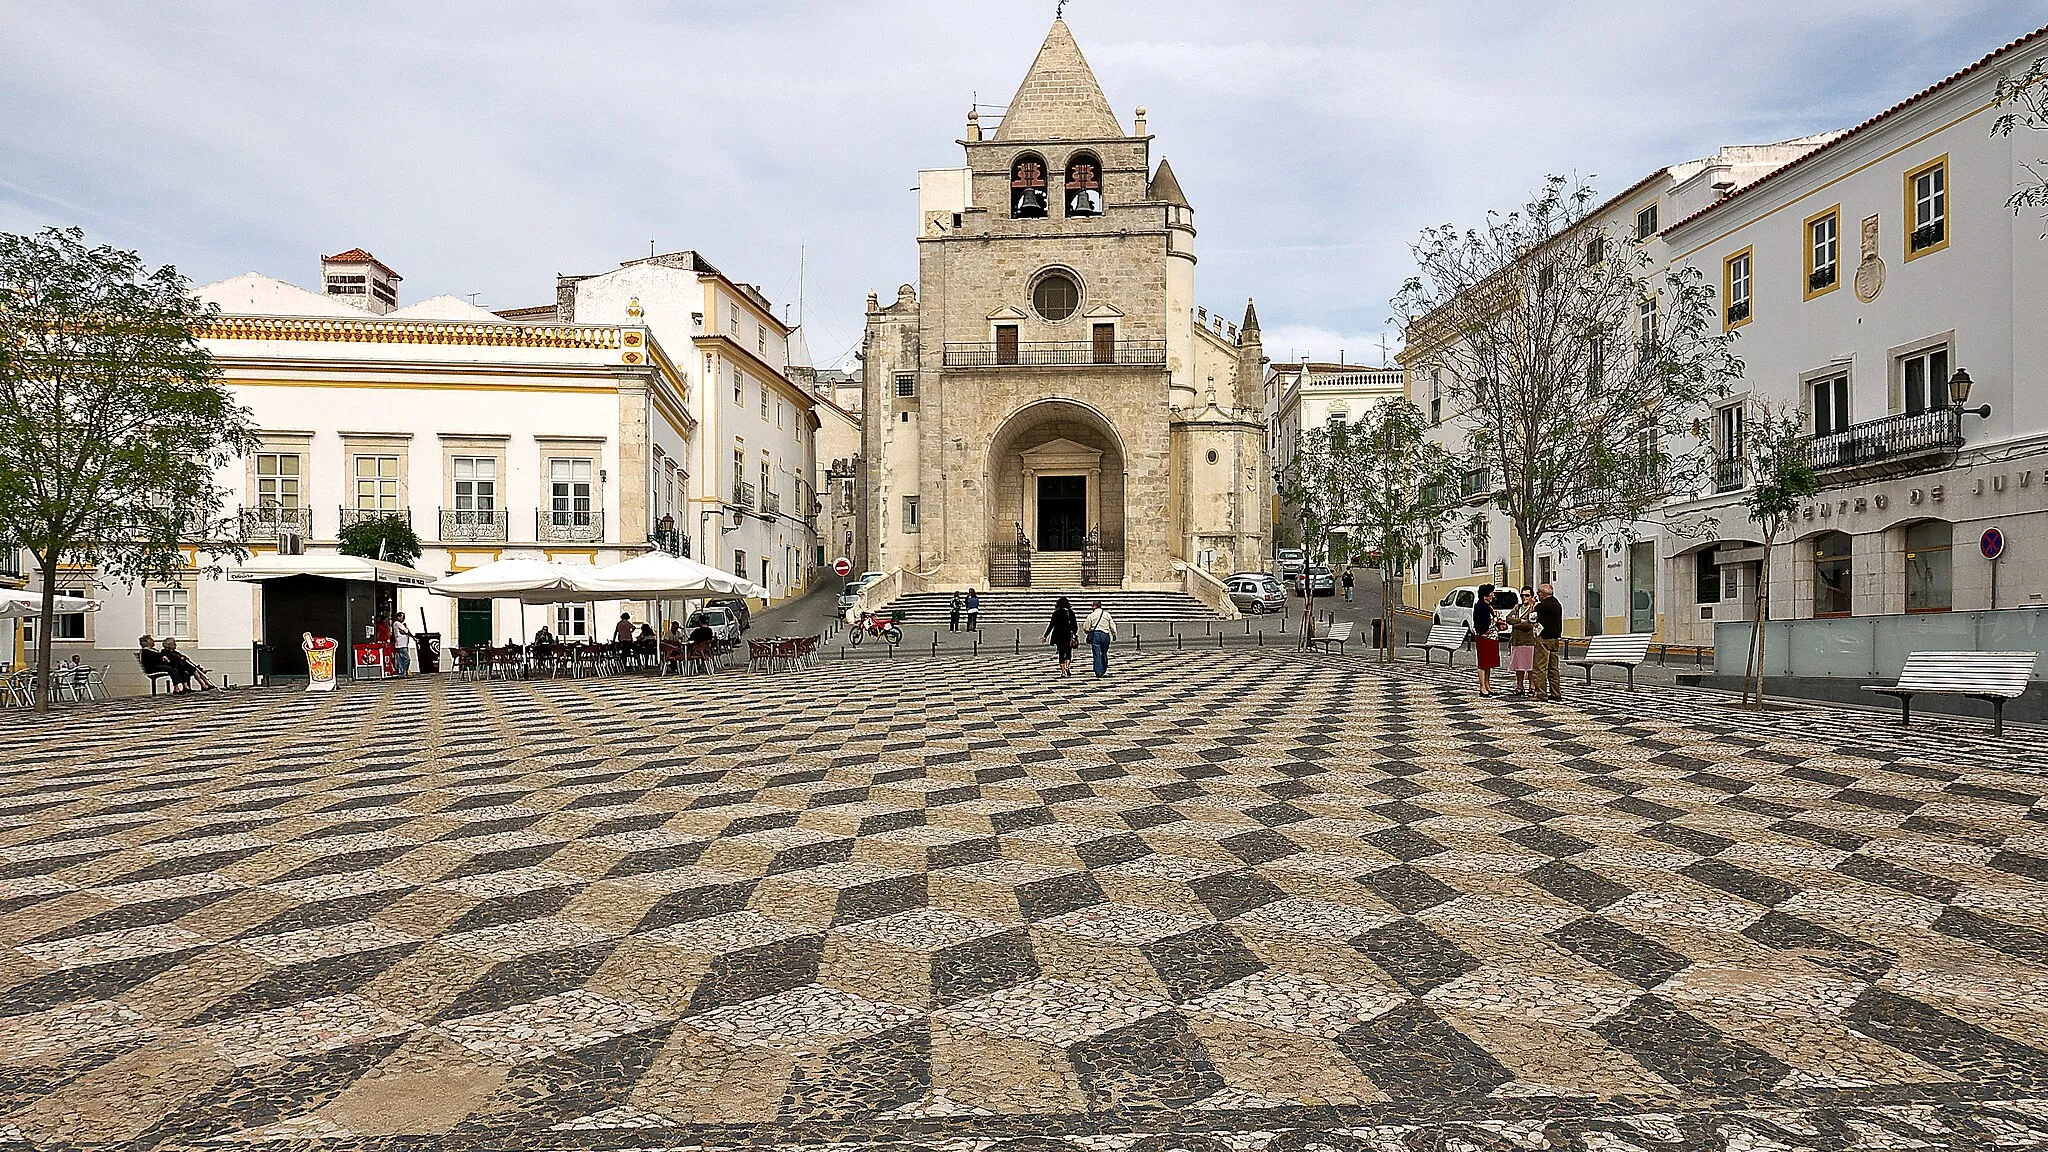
[1813,531,1853,617]
[1904,521,1952,612]
[1011,155,1049,218]
[1065,154,1103,217]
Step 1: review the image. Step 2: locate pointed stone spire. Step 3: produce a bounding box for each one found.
[992,19,1124,141]
[1148,158,1188,207]
[1240,298,1260,335]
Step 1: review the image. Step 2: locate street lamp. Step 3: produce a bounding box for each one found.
[1950,368,1991,419]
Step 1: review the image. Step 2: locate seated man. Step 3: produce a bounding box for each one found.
[159,637,214,690]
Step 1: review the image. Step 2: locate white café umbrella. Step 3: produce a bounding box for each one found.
[428,557,591,604]
[578,551,767,599]
[0,589,102,620]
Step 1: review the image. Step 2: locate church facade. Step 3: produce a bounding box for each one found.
[861,19,1269,591]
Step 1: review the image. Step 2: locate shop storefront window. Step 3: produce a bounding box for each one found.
[1904,521,1952,613]
[1813,532,1852,617]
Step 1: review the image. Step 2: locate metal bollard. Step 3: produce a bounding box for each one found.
[1177,633,1183,650]
[1015,628,1020,654]
[1135,627,1142,652]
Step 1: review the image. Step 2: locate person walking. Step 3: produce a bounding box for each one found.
[949,591,964,633]
[1471,584,1502,696]
[1044,596,1078,677]
[1505,586,1538,697]
[391,611,415,676]
[965,589,981,632]
[1081,599,1117,679]
[1341,570,1355,603]
[1532,582,1564,701]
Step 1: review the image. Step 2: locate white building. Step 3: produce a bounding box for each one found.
[16,250,696,692]
[1659,27,2048,647]
[547,252,821,598]
[1402,136,1840,634]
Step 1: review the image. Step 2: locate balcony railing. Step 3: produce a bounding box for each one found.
[439,508,508,542]
[537,509,603,543]
[1713,458,1747,493]
[240,505,311,541]
[648,529,688,557]
[731,482,755,510]
[1459,468,1493,503]
[1802,408,1961,480]
[339,507,410,530]
[942,339,1168,368]
[762,490,781,517]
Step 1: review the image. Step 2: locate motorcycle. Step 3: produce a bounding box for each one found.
[849,612,903,646]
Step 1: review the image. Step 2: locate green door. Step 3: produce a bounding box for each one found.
[457,599,493,648]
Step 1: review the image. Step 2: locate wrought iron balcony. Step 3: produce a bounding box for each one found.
[240,504,311,541]
[1802,408,1961,481]
[338,507,410,530]
[762,490,781,517]
[537,509,603,543]
[439,508,508,542]
[731,482,755,510]
[942,339,1168,368]
[648,530,688,557]
[1713,458,1747,493]
[1459,468,1493,504]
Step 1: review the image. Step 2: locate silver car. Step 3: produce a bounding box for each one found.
[1300,565,1336,596]
[1226,573,1286,614]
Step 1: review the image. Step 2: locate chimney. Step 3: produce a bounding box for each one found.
[321,249,400,315]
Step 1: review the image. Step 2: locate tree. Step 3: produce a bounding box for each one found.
[337,515,423,568]
[1278,420,1366,645]
[1729,401,1818,709]
[1347,398,1464,662]
[1392,176,1744,579]
[0,227,255,711]
[1993,52,2048,234]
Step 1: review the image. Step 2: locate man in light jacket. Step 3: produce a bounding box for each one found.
[1081,600,1117,679]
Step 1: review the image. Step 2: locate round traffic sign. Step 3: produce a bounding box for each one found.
[1981,528,2004,560]
[832,556,853,576]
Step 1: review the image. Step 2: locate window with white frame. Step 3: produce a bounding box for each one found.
[548,457,593,526]
[256,453,301,510]
[729,305,739,336]
[1810,373,1850,436]
[895,373,916,398]
[1427,530,1443,576]
[1808,211,1839,291]
[1908,158,1947,254]
[1470,518,1488,569]
[760,383,768,419]
[1724,250,1752,326]
[1637,296,1657,349]
[152,586,193,641]
[1634,202,1659,241]
[757,324,766,355]
[1899,344,1950,415]
[554,603,589,639]
[732,364,743,404]
[759,457,771,505]
[452,457,496,513]
[353,455,399,511]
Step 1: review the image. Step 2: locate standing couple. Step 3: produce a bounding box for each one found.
[1043,597,1117,678]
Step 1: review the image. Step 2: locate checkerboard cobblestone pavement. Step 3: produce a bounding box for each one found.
[2,650,2047,1151]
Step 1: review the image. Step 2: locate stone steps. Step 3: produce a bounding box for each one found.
[880,589,1223,626]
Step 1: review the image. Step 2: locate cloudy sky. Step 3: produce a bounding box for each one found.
[4,2,2045,369]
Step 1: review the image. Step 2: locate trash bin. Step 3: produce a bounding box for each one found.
[1370,618,1384,650]
[417,633,442,675]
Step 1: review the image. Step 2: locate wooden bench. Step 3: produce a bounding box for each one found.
[1310,621,1354,655]
[1568,633,1654,689]
[1408,623,1467,666]
[1862,651,2037,736]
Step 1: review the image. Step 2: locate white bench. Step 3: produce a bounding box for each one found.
[1862,651,2037,736]
[1408,623,1467,666]
[1569,633,1654,690]
[1310,621,1354,655]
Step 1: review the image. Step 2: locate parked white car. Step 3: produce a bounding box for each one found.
[1432,585,1522,630]
[690,607,742,644]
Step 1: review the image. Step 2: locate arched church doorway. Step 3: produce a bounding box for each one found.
[986,399,1126,587]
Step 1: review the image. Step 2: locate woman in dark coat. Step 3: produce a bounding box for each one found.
[1044,596,1079,677]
